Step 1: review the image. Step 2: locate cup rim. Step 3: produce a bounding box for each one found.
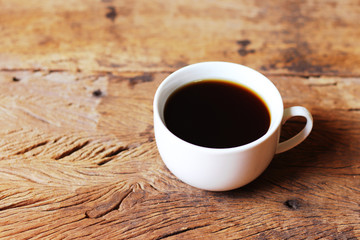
[153,61,284,153]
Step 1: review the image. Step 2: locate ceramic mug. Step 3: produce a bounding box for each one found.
[153,62,313,191]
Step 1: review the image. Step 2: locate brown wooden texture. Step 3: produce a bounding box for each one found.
[1,0,360,75]
[0,0,359,239]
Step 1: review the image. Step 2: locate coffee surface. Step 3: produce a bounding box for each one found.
[164,79,270,148]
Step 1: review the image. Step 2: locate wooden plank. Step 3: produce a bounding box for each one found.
[0,70,359,239]
[0,0,359,75]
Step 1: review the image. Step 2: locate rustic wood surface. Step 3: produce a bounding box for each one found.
[0,0,359,239]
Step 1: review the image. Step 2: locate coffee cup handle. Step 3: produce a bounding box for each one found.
[275,106,313,154]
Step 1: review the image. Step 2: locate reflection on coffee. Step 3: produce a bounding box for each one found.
[164,79,270,148]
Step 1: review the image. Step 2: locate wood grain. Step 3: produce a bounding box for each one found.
[0,70,359,239]
[0,0,359,239]
[0,0,359,75]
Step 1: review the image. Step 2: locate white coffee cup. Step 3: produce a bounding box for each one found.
[153,62,313,191]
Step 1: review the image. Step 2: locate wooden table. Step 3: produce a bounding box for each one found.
[0,0,359,239]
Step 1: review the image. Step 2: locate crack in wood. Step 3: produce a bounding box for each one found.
[85,184,135,219]
[0,198,46,211]
[308,82,338,87]
[2,68,360,79]
[103,146,129,158]
[97,145,130,165]
[15,140,49,155]
[156,224,211,240]
[53,141,90,160]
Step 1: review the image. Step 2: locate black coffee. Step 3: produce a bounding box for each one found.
[164,79,270,148]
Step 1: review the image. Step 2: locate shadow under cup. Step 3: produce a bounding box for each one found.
[153,62,285,191]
